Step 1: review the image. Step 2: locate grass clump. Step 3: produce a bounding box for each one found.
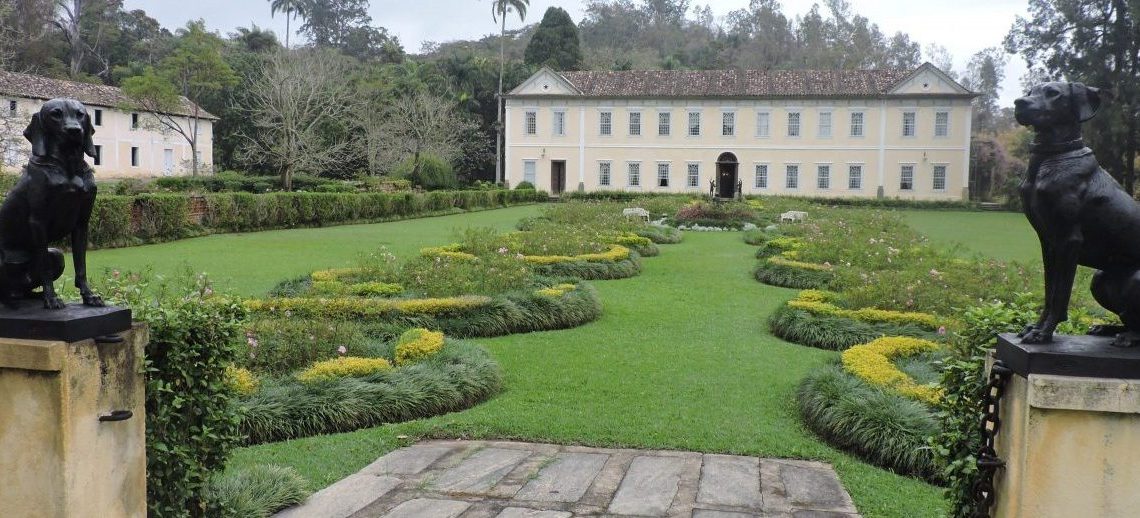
[754,258,833,289]
[797,365,941,482]
[205,464,310,518]
[767,305,936,351]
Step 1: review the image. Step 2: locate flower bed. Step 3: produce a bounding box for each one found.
[753,257,833,289]
[784,291,941,330]
[840,337,943,404]
[767,304,937,351]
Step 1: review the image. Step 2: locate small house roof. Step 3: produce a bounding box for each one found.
[0,70,218,120]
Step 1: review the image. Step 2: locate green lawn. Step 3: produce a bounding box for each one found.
[86,205,544,296]
[89,206,946,517]
[226,231,945,518]
[900,209,1038,263]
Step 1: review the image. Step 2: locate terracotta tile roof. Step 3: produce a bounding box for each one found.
[555,68,924,98]
[0,70,217,119]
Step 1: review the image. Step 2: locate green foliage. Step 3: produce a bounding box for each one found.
[84,190,547,249]
[753,260,833,289]
[204,465,310,518]
[102,272,247,517]
[394,154,458,190]
[399,253,534,297]
[798,365,941,481]
[239,340,503,444]
[636,225,683,244]
[768,305,936,351]
[671,200,758,226]
[524,7,584,70]
[514,181,535,190]
[533,255,643,280]
[239,318,371,374]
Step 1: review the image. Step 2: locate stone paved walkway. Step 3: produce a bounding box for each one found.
[275,440,859,518]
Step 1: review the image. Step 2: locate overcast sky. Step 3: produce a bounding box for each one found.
[122,0,1030,105]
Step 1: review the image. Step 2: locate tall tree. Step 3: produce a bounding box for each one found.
[121,20,237,175]
[524,6,582,70]
[239,49,357,190]
[491,0,529,185]
[298,0,369,48]
[1005,0,1140,192]
[366,89,479,183]
[268,0,306,49]
[964,47,1007,135]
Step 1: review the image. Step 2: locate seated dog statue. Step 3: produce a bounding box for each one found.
[0,98,103,309]
[1015,81,1140,347]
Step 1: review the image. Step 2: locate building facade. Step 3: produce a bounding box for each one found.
[504,63,975,200]
[0,71,215,179]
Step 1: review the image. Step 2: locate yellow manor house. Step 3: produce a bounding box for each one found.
[504,63,975,200]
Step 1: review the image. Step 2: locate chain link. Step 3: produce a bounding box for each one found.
[972,360,1013,518]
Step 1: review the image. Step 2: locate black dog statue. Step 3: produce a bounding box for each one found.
[0,98,103,309]
[1015,81,1140,347]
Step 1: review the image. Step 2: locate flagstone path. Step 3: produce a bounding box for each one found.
[275,440,859,518]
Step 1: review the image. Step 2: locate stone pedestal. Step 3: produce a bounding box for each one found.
[992,333,1140,518]
[0,307,143,518]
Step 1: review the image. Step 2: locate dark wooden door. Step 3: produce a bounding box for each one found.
[551,161,566,194]
[717,163,737,198]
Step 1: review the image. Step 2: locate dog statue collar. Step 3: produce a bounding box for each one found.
[1030,138,1087,156]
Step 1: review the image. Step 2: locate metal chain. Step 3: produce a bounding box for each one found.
[972,360,1012,518]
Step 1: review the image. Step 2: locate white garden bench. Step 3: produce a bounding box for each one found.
[780,210,808,222]
[623,207,651,222]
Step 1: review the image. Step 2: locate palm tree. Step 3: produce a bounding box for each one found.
[269,0,307,49]
[492,0,529,185]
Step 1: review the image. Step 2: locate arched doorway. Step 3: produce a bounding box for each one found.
[716,152,739,199]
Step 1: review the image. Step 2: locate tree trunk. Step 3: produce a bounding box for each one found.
[285,13,290,49]
[495,9,506,185]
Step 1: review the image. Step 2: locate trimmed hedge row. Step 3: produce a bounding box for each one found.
[533,255,643,280]
[88,189,548,248]
[239,340,502,444]
[753,259,833,289]
[767,305,937,351]
[797,365,941,482]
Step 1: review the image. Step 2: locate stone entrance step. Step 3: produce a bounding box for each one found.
[274,440,860,518]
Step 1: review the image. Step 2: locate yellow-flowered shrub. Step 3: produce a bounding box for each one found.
[297,356,392,384]
[420,245,479,262]
[523,244,631,265]
[796,289,835,303]
[768,237,804,250]
[244,295,492,318]
[225,365,259,396]
[612,234,653,247]
[535,283,577,297]
[310,268,361,283]
[787,294,940,329]
[394,328,446,365]
[767,256,832,271]
[841,337,943,404]
[780,250,801,260]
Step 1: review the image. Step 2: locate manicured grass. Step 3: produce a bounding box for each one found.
[86,205,544,296]
[229,231,946,517]
[900,209,1038,263]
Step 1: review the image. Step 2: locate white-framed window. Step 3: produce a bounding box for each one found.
[850,111,864,137]
[599,161,612,186]
[657,162,670,187]
[722,111,735,136]
[628,162,641,187]
[93,109,102,126]
[658,111,671,136]
[786,164,799,189]
[848,164,863,190]
[817,164,830,189]
[629,111,641,136]
[131,113,140,130]
[787,111,801,137]
[756,111,770,137]
[552,110,565,136]
[93,144,102,166]
[902,110,916,137]
[900,164,914,190]
[523,160,537,185]
[933,164,948,191]
[688,111,701,136]
[755,164,769,189]
[524,110,537,135]
[599,110,612,136]
[818,111,832,138]
[935,110,949,137]
[687,162,700,187]
[131,147,140,167]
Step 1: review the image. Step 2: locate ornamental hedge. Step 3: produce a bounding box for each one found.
[86,189,547,249]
